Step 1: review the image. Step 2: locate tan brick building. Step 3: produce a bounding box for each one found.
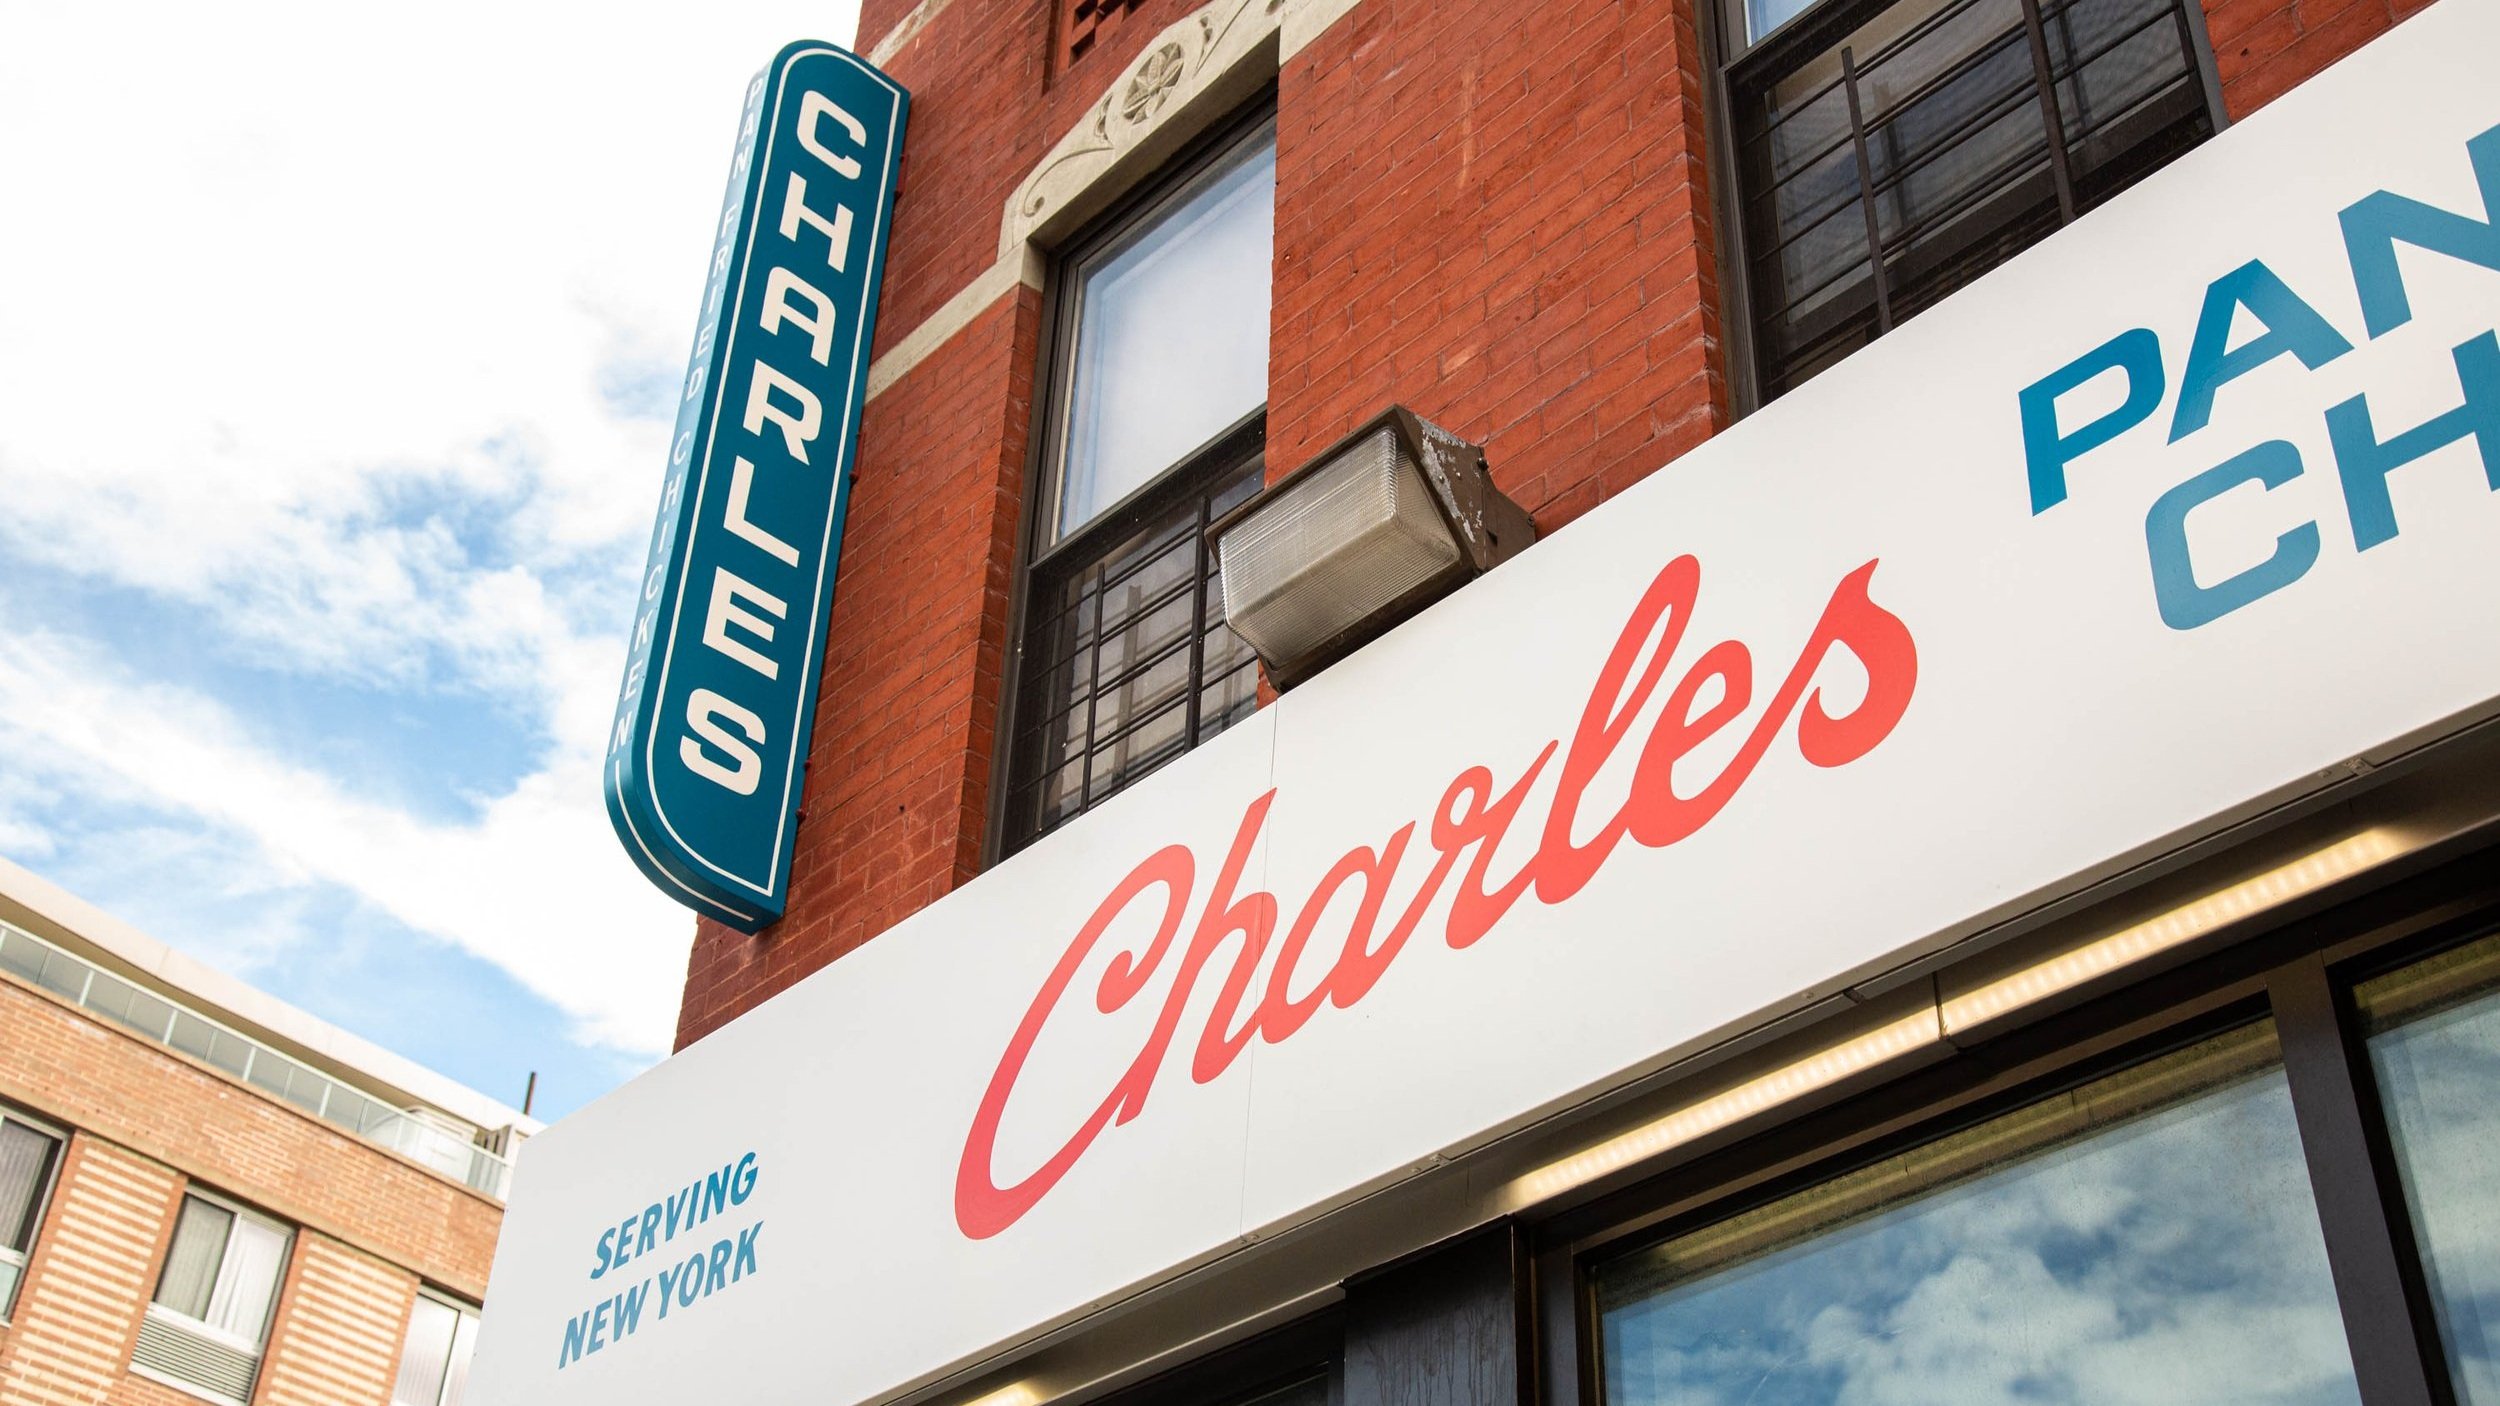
[0,859,531,1406]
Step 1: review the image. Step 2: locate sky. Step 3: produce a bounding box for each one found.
[0,1,863,1121]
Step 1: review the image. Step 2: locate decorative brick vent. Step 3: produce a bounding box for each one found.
[1062,0,1146,68]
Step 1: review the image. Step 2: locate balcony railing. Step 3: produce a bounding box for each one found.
[0,920,514,1200]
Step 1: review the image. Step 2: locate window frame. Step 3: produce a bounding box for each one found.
[1083,1309,1343,1406]
[1698,0,2230,415]
[0,1105,67,1324]
[986,94,1281,865]
[393,1287,484,1406]
[1533,848,2500,1406]
[146,1186,296,1355]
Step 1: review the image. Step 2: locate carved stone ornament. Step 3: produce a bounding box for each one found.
[1000,0,1284,257]
[1123,43,1188,124]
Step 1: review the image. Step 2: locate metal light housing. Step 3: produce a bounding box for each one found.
[1211,407,1535,689]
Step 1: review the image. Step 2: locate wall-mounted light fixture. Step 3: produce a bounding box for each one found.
[1209,407,1535,689]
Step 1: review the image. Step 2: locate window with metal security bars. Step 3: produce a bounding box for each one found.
[1062,0,1147,69]
[1723,0,2222,401]
[998,108,1276,857]
[1008,427,1265,845]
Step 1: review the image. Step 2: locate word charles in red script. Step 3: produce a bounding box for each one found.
[956,553,1920,1239]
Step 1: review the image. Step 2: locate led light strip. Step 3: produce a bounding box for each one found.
[961,1381,1042,1406]
[1937,827,2404,1035]
[1501,1007,1944,1211]
[1504,826,2413,1212]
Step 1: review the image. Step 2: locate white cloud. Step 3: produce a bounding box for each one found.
[0,0,869,1059]
[0,815,55,861]
[1601,1070,2368,1406]
[0,626,685,1052]
[0,1,859,684]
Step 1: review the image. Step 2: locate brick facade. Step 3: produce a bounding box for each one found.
[677,289,1046,1044]
[1268,0,1727,528]
[252,1238,419,1406]
[2207,0,2440,116]
[0,1137,178,1406]
[0,979,498,1300]
[0,966,497,1405]
[673,0,2430,1045]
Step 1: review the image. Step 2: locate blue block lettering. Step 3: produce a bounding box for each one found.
[2145,441,2318,630]
[2169,260,2352,442]
[2019,327,2165,513]
[613,1281,650,1340]
[2326,331,2500,549]
[2342,123,2500,338]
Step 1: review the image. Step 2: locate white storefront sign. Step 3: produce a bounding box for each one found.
[471,4,2500,1401]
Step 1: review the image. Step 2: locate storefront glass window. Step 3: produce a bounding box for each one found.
[2359,931,2500,1404]
[1239,1373,1327,1406]
[1595,1023,2361,1405]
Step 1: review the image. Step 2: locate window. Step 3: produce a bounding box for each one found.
[1717,0,2220,401]
[1550,851,2500,1406]
[133,1191,293,1404]
[0,921,513,1199]
[1233,1373,1328,1406]
[0,1110,64,1321]
[1093,1316,1337,1406]
[999,111,1276,855]
[1596,1024,2362,1403]
[394,1292,482,1406]
[2360,932,2500,1402]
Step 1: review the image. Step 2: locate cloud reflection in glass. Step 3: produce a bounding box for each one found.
[1597,1024,2361,1406]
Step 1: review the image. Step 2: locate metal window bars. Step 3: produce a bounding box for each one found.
[0,920,515,1200]
[1008,448,1265,853]
[1735,0,2215,396]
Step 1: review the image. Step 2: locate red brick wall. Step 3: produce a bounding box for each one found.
[862,0,1229,366]
[1269,0,1726,529]
[0,973,499,1301]
[676,0,1279,1051]
[673,0,2423,1044]
[2202,0,2437,117]
[676,288,1045,1048]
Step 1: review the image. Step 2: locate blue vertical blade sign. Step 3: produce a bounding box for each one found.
[606,42,909,933]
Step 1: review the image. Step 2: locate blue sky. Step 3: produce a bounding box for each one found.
[0,2,862,1121]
